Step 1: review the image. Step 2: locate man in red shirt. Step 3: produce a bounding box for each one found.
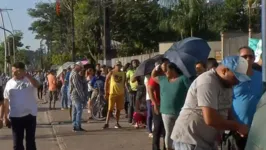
[148,77,166,150]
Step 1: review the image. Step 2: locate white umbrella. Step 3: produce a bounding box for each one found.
[56,62,75,77]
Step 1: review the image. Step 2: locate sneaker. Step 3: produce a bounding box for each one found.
[102,124,109,129]
[114,123,122,129]
[76,127,87,132]
[61,108,65,110]
[72,128,77,132]
[148,133,153,138]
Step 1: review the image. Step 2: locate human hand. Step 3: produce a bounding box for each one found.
[4,118,11,128]
[237,124,249,137]
[153,105,159,115]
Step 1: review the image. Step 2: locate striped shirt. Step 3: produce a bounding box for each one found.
[69,70,86,102]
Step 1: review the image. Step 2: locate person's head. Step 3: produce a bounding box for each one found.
[161,58,170,73]
[195,61,206,76]
[96,63,101,71]
[107,66,113,73]
[79,69,85,77]
[131,59,140,69]
[239,46,255,68]
[67,67,72,72]
[115,61,122,71]
[207,58,219,70]
[12,62,26,80]
[123,63,131,71]
[62,69,67,74]
[74,62,84,72]
[216,56,250,88]
[100,65,108,75]
[86,68,95,76]
[165,62,183,79]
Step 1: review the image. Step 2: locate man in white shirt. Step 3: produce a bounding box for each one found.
[0,62,40,150]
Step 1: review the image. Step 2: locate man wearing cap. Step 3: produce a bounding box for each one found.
[171,56,250,150]
[224,47,263,149]
[103,61,126,129]
[69,62,86,132]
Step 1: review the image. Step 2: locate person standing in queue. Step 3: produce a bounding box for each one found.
[223,47,263,149]
[1,62,40,150]
[171,56,250,150]
[126,59,140,124]
[103,61,126,129]
[152,62,191,150]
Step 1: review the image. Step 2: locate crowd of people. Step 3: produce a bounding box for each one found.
[0,46,264,150]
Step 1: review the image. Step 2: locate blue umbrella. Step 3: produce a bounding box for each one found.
[164,50,197,78]
[168,37,211,62]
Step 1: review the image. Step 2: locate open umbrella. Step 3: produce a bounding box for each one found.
[164,50,197,78]
[168,37,211,62]
[61,62,75,69]
[134,55,163,77]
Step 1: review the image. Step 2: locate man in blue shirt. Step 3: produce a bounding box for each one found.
[90,70,105,100]
[226,46,263,149]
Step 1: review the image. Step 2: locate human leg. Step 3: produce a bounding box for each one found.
[162,114,178,150]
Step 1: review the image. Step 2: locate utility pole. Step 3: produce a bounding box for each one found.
[262,0,266,88]
[71,0,76,62]
[0,8,13,74]
[103,0,111,66]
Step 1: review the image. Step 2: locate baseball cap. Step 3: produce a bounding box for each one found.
[221,56,250,82]
[116,61,122,66]
[75,61,84,68]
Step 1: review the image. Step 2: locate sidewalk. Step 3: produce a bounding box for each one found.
[0,102,154,150]
[48,107,153,150]
[0,106,60,150]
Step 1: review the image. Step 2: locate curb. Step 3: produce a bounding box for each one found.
[46,111,67,150]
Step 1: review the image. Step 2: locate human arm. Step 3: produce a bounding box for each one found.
[25,73,40,88]
[198,83,248,135]
[151,65,162,84]
[148,85,159,115]
[104,71,112,96]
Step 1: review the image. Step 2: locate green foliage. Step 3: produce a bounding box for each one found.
[51,52,71,65]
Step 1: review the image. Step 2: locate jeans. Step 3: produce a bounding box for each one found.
[72,100,83,129]
[10,114,37,150]
[146,100,153,133]
[61,85,68,108]
[162,114,178,149]
[173,142,197,150]
[128,91,137,123]
[152,106,166,150]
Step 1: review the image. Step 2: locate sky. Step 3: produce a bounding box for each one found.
[0,0,51,51]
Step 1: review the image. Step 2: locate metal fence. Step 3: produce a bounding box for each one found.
[98,52,159,66]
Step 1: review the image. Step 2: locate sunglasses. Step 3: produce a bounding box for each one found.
[241,55,254,59]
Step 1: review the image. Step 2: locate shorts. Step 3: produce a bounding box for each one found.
[88,91,93,100]
[108,94,124,111]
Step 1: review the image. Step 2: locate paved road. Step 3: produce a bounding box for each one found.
[0,100,154,150]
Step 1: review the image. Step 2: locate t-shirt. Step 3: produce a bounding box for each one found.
[144,76,150,100]
[232,70,263,127]
[4,77,38,117]
[148,77,160,105]
[91,76,105,91]
[47,74,57,91]
[126,69,138,91]
[159,75,190,115]
[109,71,125,95]
[171,69,232,149]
